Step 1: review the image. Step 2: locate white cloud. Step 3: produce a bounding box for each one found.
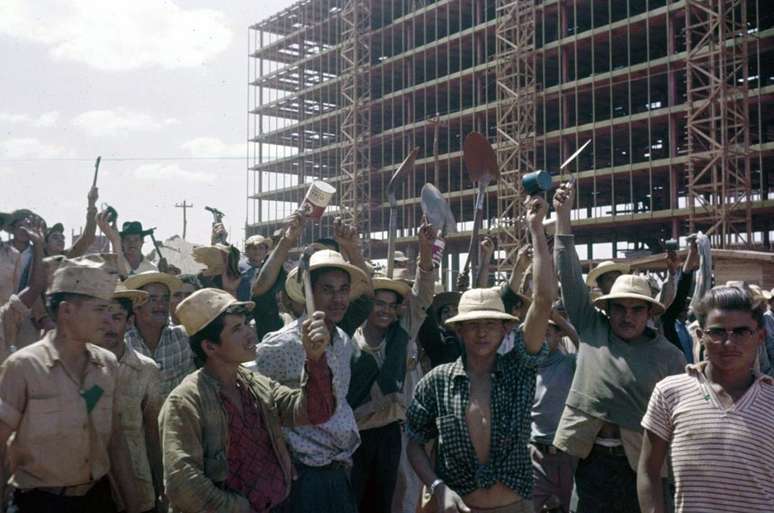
[0,111,60,127]
[72,108,178,137]
[181,137,244,158]
[0,0,233,71]
[133,163,215,184]
[0,138,72,159]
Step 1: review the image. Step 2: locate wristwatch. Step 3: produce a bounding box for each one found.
[429,479,444,496]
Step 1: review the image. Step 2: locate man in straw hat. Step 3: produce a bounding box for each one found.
[98,282,164,513]
[586,260,630,296]
[255,249,370,513]
[349,218,436,513]
[124,271,194,397]
[161,288,335,513]
[120,221,158,275]
[0,259,120,512]
[551,182,685,513]
[638,284,774,513]
[405,195,555,513]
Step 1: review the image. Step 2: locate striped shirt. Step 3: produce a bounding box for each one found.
[642,362,774,513]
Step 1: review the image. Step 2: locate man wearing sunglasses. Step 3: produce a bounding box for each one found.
[638,284,774,513]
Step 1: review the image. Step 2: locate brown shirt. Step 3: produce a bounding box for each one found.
[0,331,118,488]
[110,344,163,513]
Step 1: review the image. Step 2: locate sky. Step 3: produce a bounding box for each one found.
[0,0,296,248]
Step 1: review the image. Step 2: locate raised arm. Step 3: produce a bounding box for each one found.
[334,217,373,295]
[17,224,46,308]
[521,196,555,354]
[252,211,304,297]
[477,236,495,288]
[404,218,437,338]
[68,186,99,258]
[508,244,533,296]
[97,212,130,277]
[553,182,598,334]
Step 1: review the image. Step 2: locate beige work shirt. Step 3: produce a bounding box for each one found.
[0,243,20,306]
[0,331,118,488]
[0,295,30,365]
[110,344,163,513]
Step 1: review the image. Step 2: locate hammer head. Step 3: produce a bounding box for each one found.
[205,206,225,218]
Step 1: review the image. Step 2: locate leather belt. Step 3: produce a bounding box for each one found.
[591,443,627,457]
[24,481,96,497]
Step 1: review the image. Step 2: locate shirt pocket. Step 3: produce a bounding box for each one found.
[203,450,228,483]
[25,396,61,438]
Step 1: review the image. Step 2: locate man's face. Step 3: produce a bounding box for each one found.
[133,283,171,328]
[62,296,112,343]
[597,271,622,295]
[46,232,66,255]
[311,269,351,324]
[11,222,29,244]
[170,283,197,324]
[702,309,763,373]
[122,234,144,258]
[439,304,458,324]
[545,323,563,352]
[245,244,269,266]
[369,290,400,330]
[101,301,130,351]
[608,298,651,341]
[457,319,507,358]
[204,313,257,365]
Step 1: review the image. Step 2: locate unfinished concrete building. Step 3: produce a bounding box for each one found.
[247,0,774,286]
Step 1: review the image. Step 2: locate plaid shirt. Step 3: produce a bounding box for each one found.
[406,332,547,499]
[125,323,194,397]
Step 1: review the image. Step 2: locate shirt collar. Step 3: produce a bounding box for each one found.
[450,354,505,383]
[118,343,143,370]
[40,330,107,369]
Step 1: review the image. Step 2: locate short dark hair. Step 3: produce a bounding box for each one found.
[374,288,404,305]
[46,292,89,320]
[695,285,764,328]
[310,266,351,290]
[115,298,134,318]
[314,238,340,252]
[188,305,249,367]
[501,288,524,314]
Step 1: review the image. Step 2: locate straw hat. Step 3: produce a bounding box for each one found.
[444,288,518,326]
[746,284,771,307]
[592,274,665,315]
[124,271,183,293]
[193,244,230,277]
[245,234,273,250]
[285,249,370,304]
[47,259,118,301]
[176,288,255,336]
[113,282,149,306]
[586,260,631,288]
[373,275,412,299]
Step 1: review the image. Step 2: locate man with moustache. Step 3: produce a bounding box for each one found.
[161,288,335,513]
[124,271,194,397]
[120,221,158,275]
[255,250,370,513]
[99,282,164,513]
[0,259,120,512]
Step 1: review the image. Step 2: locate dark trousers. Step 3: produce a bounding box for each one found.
[573,447,639,513]
[13,477,117,513]
[351,421,402,513]
[280,461,358,513]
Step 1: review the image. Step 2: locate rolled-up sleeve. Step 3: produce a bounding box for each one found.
[405,374,438,444]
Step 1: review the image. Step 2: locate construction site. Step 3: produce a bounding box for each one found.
[247,0,774,288]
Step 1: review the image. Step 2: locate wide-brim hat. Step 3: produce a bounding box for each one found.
[113,282,149,306]
[593,274,665,315]
[120,221,154,238]
[124,271,183,293]
[176,287,255,336]
[245,234,273,250]
[193,244,230,277]
[285,249,370,304]
[2,209,36,232]
[586,260,631,288]
[373,275,412,299]
[393,250,409,263]
[445,288,518,326]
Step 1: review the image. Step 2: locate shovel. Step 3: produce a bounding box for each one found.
[461,132,500,288]
[420,183,457,236]
[386,147,419,278]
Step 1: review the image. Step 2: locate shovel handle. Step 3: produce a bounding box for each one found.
[386,205,397,279]
[303,268,316,315]
[92,156,102,188]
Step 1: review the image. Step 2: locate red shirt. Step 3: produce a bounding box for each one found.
[222,382,286,513]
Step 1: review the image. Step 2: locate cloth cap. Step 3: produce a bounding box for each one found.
[124,271,182,293]
[47,259,118,301]
[592,274,665,315]
[45,223,64,240]
[245,234,273,250]
[586,260,631,288]
[285,249,369,304]
[176,288,255,336]
[445,288,518,326]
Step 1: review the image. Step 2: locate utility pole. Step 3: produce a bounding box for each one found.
[174,200,193,239]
